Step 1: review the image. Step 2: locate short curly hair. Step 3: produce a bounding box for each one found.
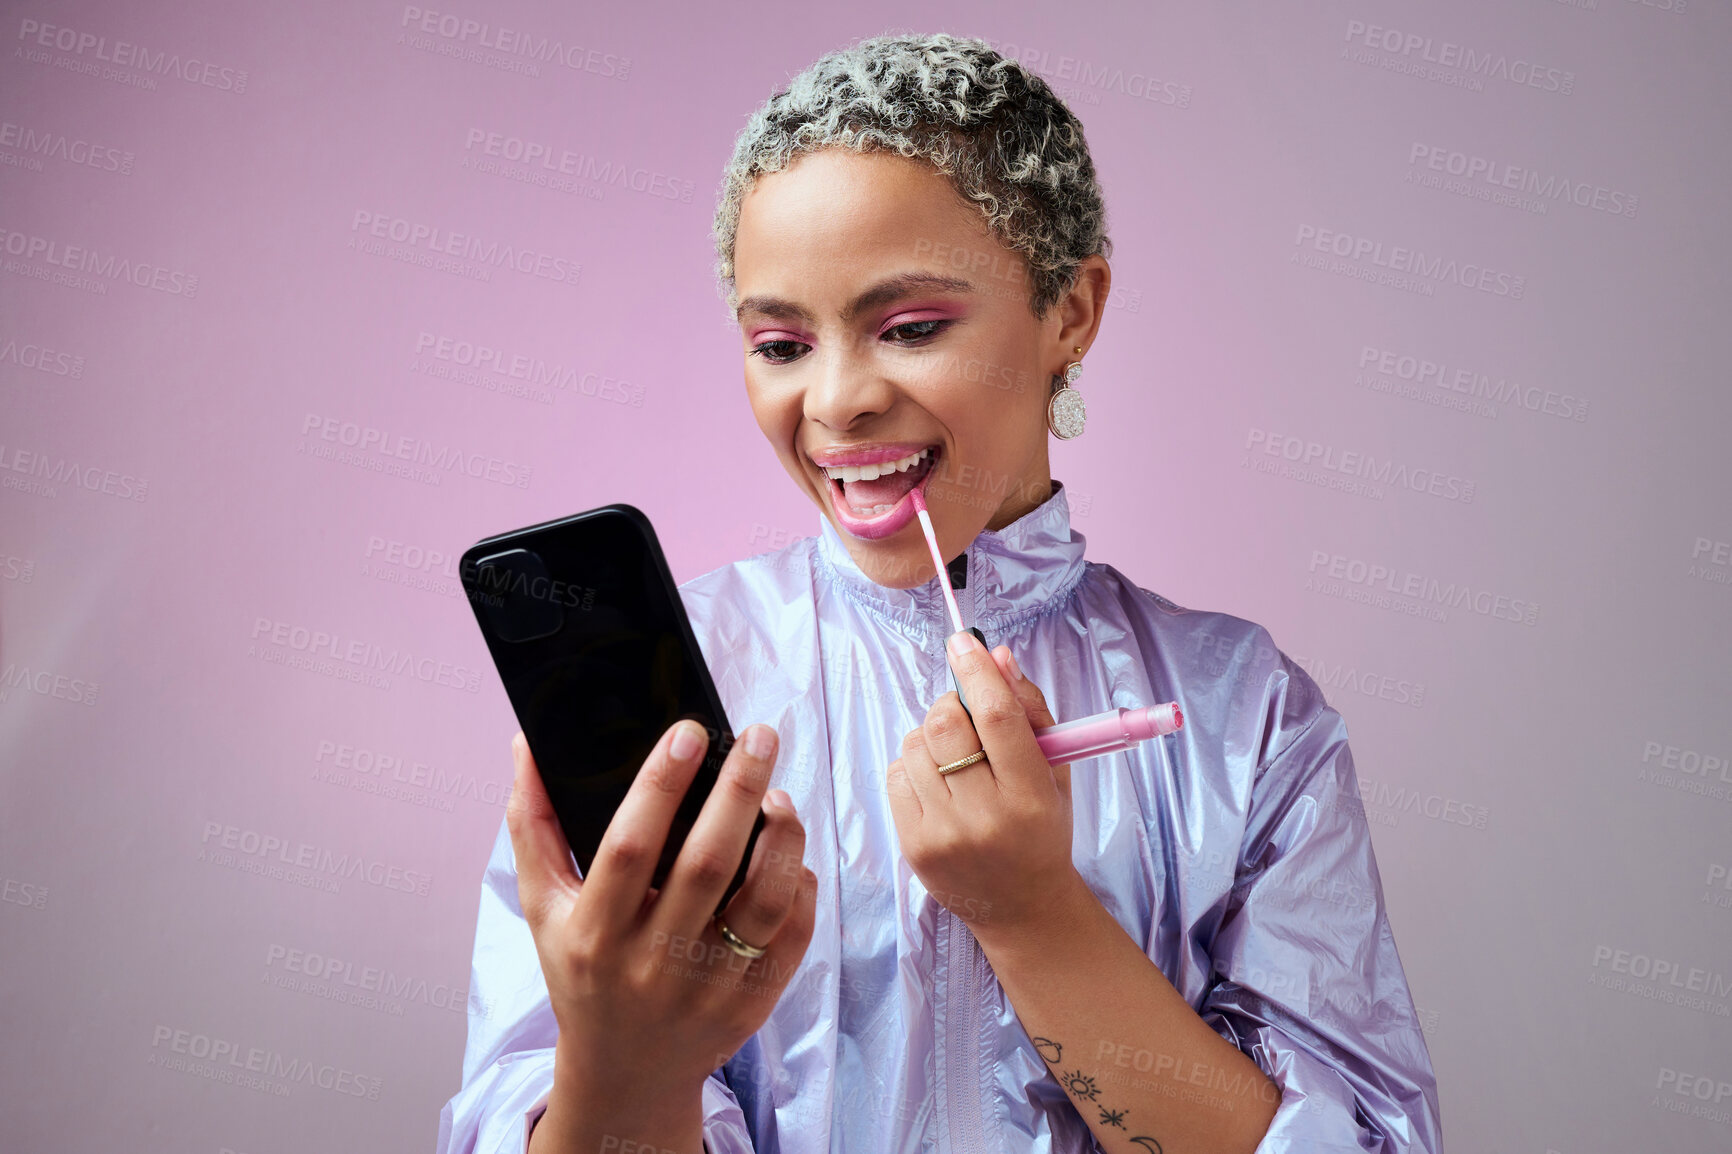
[711,31,1112,322]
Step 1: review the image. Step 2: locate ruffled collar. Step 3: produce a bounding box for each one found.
[813,479,1089,635]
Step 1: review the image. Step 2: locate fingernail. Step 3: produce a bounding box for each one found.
[948,630,974,656]
[1005,649,1023,681]
[743,725,776,759]
[768,788,792,812]
[671,723,702,761]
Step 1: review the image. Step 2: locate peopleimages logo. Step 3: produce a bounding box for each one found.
[199,820,434,897]
[250,615,484,694]
[0,442,149,501]
[149,1025,381,1099]
[0,662,99,706]
[0,332,85,378]
[1689,537,1731,587]
[264,943,475,1016]
[349,211,580,288]
[1293,225,1525,298]
[0,119,134,174]
[462,129,693,202]
[15,18,249,92]
[299,412,533,489]
[1245,427,1476,503]
[1352,779,1490,830]
[1341,20,1575,95]
[1653,1067,1732,1127]
[1592,945,1732,1000]
[1641,741,1730,784]
[412,331,643,407]
[1357,345,1589,422]
[313,738,511,812]
[397,6,630,78]
[0,227,199,296]
[1290,652,1425,709]
[1407,143,1637,219]
[977,37,1192,108]
[1306,550,1539,626]
[361,534,468,602]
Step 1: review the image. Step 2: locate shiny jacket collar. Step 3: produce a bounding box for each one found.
[813,479,1090,634]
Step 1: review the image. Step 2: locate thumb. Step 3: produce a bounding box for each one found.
[505,731,580,928]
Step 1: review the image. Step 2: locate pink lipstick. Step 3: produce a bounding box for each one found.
[910,488,1186,763]
[817,442,940,540]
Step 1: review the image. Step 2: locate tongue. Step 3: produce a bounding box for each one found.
[843,464,923,515]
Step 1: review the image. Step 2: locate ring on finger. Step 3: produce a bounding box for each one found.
[713,913,768,958]
[935,748,987,777]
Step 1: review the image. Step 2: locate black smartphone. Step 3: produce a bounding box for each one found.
[460,504,761,912]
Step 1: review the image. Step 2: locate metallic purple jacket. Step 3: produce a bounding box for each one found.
[437,482,1442,1153]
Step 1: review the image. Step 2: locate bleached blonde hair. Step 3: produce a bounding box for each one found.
[712,31,1112,321]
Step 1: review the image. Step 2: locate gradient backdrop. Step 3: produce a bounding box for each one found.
[2,2,1729,1152]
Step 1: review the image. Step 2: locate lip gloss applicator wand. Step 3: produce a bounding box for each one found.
[908,489,1184,763]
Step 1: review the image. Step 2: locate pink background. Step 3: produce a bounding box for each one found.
[3,2,1728,1151]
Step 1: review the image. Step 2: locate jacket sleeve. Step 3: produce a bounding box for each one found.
[436,815,759,1154]
[1198,652,1443,1153]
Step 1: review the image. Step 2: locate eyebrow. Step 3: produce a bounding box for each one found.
[735,271,975,326]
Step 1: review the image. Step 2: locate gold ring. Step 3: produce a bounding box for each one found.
[936,749,987,776]
[713,913,767,959]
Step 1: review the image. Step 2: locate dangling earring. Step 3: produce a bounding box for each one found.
[1047,346,1086,439]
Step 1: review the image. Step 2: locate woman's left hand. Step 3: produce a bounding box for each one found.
[886,630,1078,947]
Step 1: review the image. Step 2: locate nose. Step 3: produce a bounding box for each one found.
[803,332,898,430]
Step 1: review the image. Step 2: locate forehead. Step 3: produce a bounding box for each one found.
[734,148,1015,315]
[736,148,992,269]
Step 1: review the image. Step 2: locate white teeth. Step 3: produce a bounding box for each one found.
[821,446,931,482]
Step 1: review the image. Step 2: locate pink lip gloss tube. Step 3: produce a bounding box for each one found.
[1034,703,1183,763]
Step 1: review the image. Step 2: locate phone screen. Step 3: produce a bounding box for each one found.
[460,506,750,904]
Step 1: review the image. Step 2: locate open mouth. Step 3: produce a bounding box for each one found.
[820,445,941,520]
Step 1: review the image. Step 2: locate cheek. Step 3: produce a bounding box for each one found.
[940,392,1039,466]
[917,343,1043,438]
[743,375,796,436]
[742,378,809,480]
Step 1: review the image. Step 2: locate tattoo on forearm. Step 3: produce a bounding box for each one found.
[1058,1068,1099,1100]
[1032,1036,1163,1153]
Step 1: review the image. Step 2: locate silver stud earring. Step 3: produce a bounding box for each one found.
[1047,349,1086,440]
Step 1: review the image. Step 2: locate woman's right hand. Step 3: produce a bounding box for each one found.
[506,719,818,1117]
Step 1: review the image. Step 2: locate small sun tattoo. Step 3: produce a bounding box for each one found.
[1098,1105,1127,1128]
[1059,1069,1100,1101]
[1032,1036,1063,1064]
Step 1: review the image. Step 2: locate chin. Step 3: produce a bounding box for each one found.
[850,537,928,589]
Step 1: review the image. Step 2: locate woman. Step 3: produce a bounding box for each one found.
[438,33,1441,1154]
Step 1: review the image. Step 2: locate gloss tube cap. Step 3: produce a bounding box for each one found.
[1132,702,1183,739]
